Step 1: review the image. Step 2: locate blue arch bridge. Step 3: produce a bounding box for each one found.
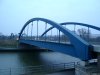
[18,18,100,61]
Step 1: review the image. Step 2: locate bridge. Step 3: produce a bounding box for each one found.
[18,18,100,61]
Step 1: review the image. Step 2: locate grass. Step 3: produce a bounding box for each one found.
[0,39,18,48]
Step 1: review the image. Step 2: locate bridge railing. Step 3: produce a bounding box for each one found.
[21,33,100,45]
[0,62,76,75]
[21,35,71,44]
[21,34,98,46]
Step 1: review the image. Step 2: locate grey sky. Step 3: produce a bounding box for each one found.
[0,0,100,35]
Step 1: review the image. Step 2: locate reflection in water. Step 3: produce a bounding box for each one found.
[18,52,43,66]
[0,51,85,75]
[40,52,82,65]
[0,51,84,69]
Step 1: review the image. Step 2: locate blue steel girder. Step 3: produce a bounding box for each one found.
[19,18,92,60]
[20,40,76,57]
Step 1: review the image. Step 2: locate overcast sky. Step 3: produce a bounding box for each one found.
[0,0,100,35]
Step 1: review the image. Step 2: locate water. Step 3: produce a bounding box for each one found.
[0,50,84,75]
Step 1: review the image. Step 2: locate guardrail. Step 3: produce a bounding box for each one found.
[0,62,76,75]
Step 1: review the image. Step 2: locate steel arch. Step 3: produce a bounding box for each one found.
[41,22,100,37]
[19,18,93,60]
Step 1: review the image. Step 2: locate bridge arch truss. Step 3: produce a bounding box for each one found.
[19,18,100,61]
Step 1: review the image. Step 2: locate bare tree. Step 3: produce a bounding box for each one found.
[0,32,3,36]
[0,32,4,39]
[77,28,91,41]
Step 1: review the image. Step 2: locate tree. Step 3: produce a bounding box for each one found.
[0,32,4,39]
[10,33,14,39]
[77,28,91,41]
[0,32,3,36]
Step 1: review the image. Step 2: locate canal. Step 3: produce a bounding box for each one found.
[0,49,84,75]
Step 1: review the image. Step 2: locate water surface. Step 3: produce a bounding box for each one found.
[0,50,84,75]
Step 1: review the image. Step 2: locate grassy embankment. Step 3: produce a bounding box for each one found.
[0,39,18,48]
